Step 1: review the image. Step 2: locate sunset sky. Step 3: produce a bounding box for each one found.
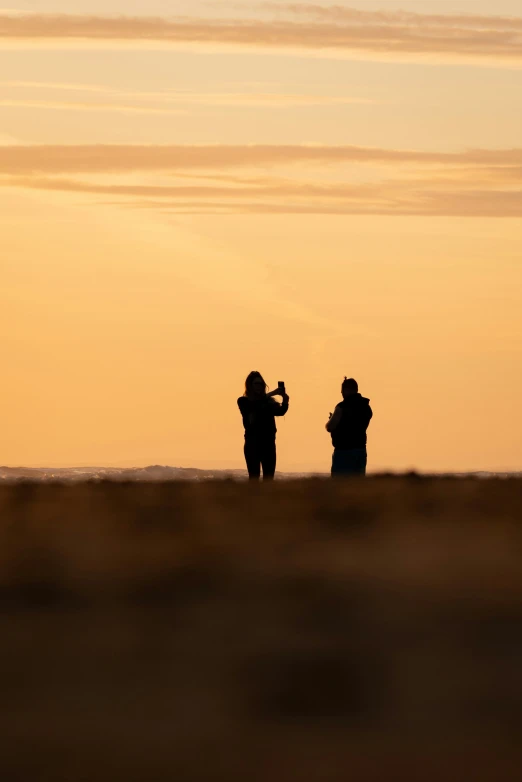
[2,0,521,472]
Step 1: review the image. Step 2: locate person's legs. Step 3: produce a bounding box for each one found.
[331,448,345,477]
[332,448,367,477]
[244,441,261,480]
[260,440,277,480]
[353,448,367,476]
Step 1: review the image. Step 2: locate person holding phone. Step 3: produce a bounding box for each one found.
[238,371,290,480]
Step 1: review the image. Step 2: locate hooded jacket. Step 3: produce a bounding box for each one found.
[331,394,373,450]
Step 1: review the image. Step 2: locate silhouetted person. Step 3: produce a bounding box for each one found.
[238,371,289,480]
[326,377,373,477]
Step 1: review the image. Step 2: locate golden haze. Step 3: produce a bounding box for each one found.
[2,0,521,472]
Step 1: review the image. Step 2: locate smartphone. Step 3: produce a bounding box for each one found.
[278,381,285,392]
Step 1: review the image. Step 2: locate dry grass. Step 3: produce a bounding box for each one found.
[1,477,522,781]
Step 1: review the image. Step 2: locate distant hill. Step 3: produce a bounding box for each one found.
[0,465,246,482]
[0,465,520,482]
[0,465,318,482]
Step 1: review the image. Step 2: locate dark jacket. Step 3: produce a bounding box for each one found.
[331,394,373,450]
[237,396,288,441]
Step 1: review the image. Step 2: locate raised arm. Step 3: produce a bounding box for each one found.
[271,394,289,417]
[326,404,343,432]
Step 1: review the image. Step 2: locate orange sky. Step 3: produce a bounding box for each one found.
[2,1,522,472]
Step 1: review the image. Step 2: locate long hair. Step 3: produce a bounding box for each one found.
[244,371,267,398]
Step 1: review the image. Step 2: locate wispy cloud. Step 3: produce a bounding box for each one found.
[0,80,374,108]
[170,191,522,218]
[1,143,522,174]
[1,9,521,63]
[93,192,522,218]
[1,143,521,218]
[264,4,522,30]
[3,174,387,200]
[0,99,188,115]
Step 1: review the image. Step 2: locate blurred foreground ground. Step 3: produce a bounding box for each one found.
[1,478,522,781]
